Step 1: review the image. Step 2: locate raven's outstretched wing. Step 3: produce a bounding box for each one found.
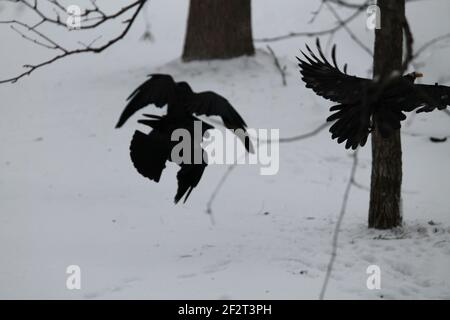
[116,74,176,128]
[326,95,406,150]
[298,39,374,149]
[297,39,372,104]
[186,92,254,153]
[327,103,371,150]
[129,130,171,183]
[382,82,450,113]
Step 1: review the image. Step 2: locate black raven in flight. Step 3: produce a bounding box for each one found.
[116,74,253,203]
[298,39,450,149]
[130,114,212,203]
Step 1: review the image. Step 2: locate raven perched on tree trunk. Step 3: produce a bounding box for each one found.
[116,74,253,203]
[298,39,450,149]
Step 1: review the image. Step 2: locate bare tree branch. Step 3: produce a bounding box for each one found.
[254,1,369,43]
[0,0,147,84]
[205,122,330,216]
[255,0,445,65]
[319,150,359,300]
[413,32,450,60]
[308,0,326,24]
[324,1,373,56]
[266,45,287,86]
[401,16,414,73]
[205,164,236,224]
[278,122,330,143]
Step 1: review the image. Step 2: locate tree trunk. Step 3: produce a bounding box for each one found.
[182,0,255,61]
[368,0,405,229]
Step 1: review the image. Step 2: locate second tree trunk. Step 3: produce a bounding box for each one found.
[182,0,255,61]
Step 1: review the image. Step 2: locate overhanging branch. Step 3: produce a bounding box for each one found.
[0,0,147,84]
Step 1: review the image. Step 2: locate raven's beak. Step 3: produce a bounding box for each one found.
[415,72,424,78]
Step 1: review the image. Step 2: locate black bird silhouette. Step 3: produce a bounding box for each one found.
[116,74,253,203]
[130,114,212,203]
[298,39,450,149]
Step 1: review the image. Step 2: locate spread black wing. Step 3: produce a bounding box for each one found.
[298,39,375,149]
[382,82,450,113]
[186,91,254,153]
[298,38,372,104]
[326,103,372,150]
[129,129,171,183]
[116,74,176,128]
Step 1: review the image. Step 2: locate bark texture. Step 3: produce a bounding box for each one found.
[368,0,405,229]
[182,0,255,61]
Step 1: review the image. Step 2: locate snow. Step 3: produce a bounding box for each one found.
[0,0,450,299]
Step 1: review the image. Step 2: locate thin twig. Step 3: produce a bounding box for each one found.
[205,163,237,224]
[254,2,368,43]
[278,122,330,143]
[308,0,326,24]
[140,0,154,41]
[325,1,373,56]
[319,150,359,300]
[413,32,450,60]
[0,0,146,84]
[205,122,330,217]
[266,45,287,86]
[401,16,414,74]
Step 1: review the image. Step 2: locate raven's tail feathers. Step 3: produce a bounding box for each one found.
[174,161,207,204]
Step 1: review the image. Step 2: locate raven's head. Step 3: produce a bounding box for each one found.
[405,71,423,82]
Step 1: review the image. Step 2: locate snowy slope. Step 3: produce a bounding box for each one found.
[0,0,449,299]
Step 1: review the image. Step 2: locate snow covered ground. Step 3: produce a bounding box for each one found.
[0,0,449,299]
